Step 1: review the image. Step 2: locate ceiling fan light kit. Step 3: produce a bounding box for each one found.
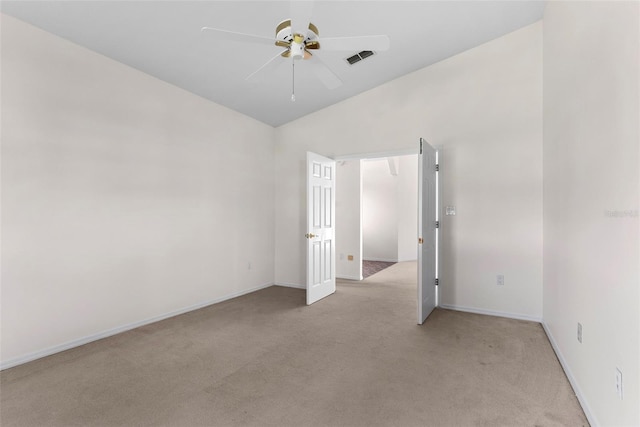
[201,0,390,98]
[276,19,319,60]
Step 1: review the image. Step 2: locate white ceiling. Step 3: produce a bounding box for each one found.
[1,1,545,127]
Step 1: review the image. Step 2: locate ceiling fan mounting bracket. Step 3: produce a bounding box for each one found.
[275,19,319,41]
[275,19,320,60]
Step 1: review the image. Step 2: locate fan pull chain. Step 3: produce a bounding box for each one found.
[291,60,296,102]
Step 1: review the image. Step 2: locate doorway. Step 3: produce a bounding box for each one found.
[329,141,438,324]
[334,153,419,282]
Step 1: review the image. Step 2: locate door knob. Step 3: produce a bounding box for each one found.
[305,233,317,239]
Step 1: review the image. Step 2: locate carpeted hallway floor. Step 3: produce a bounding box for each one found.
[0,261,588,426]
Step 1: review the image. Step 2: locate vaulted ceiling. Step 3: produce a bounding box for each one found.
[1,1,545,126]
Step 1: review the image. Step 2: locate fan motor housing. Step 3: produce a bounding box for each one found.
[275,19,319,47]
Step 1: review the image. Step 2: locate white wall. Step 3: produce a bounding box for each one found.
[0,15,275,367]
[396,155,418,262]
[275,22,543,320]
[361,156,418,263]
[335,160,362,280]
[542,2,640,426]
[362,159,399,262]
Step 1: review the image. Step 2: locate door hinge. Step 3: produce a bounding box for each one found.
[435,221,440,229]
[419,139,423,154]
[435,164,439,172]
[435,278,439,286]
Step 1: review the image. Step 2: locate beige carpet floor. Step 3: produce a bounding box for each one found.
[1,262,588,426]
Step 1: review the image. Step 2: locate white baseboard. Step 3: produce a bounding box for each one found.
[337,274,363,281]
[363,257,398,263]
[439,304,542,323]
[0,282,274,371]
[274,282,305,289]
[542,322,599,427]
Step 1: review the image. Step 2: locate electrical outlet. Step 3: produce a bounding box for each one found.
[577,323,582,343]
[615,368,623,399]
[497,274,504,286]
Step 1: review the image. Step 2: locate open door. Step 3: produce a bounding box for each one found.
[306,152,336,305]
[418,138,437,324]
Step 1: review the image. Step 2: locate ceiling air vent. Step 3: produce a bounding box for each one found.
[346,50,375,65]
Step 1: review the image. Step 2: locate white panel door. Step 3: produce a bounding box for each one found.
[306,152,336,305]
[418,138,437,324]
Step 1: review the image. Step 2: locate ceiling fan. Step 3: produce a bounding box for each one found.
[201,1,390,100]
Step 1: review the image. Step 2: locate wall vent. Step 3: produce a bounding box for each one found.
[346,50,375,65]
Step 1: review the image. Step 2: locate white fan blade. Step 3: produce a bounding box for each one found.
[246,50,288,83]
[290,1,314,36]
[320,35,390,52]
[310,56,342,90]
[201,27,275,46]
